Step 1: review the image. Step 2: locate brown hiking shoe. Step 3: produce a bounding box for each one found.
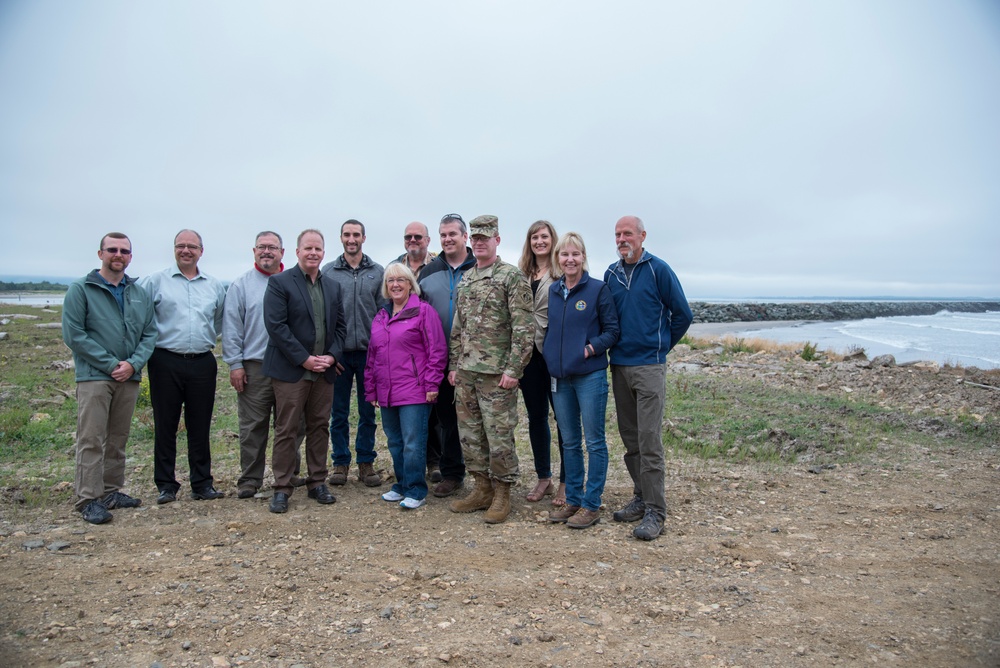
[548,504,581,523]
[433,478,463,498]
[484,481,512,524]
[566,507,601,529]
[358,462,383,487]
[328,465,349,486]
[449,472,493,513]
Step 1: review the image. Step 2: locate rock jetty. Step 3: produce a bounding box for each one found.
[690,300,1000,323]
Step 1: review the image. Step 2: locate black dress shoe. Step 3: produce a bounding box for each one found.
[157,490,177,505]
[269,492,289,514]
[307,484,337,505]
[190,486,225,500]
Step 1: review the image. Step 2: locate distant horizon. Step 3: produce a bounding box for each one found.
[2,275,998,303]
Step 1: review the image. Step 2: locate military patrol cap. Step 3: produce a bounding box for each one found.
[469,215,499,237]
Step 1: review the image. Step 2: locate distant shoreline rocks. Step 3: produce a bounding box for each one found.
[690,301,1000,324]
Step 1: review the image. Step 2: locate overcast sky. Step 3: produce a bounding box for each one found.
[2,1,998,298]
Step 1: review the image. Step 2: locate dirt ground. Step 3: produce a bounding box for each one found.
[1,351,998,667]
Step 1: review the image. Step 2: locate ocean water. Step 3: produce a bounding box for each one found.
[730,311,1000,370]
[0,294,64,306]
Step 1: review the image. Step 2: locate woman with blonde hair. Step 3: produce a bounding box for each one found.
[544,232,619,528]
[517,220,566,505]
[365,264,447,509]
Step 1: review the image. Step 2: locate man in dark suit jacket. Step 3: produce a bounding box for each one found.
[263,229,347,513]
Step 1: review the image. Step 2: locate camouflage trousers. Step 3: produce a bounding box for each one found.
[454,370,520,483]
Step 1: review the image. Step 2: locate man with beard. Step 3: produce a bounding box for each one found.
[222,231,305,498]
[604,215,692,541]
[62,232,157,524]
[389,221,435,280]
[321,220,385,487]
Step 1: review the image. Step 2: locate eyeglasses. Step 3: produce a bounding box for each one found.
[255,244,281,252]
[440,213,464,224]
[174,244,202,251]
[101,247,132,255]
[403,234,424,242]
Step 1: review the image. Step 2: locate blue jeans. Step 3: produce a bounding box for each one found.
[551,368,609,511]
[330,350,377,466]
[380,403,431,500]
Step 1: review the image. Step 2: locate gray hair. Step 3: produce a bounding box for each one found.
[255,230,283,247]
[381,262,421,299]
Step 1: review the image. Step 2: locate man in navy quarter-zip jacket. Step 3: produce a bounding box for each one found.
[604,215,692,541]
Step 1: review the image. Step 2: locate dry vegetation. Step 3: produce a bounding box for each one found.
[1,306,998,667]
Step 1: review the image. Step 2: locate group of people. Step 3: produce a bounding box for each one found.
[61,213,692,541]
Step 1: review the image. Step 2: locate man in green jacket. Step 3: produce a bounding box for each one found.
[62,232,158,524]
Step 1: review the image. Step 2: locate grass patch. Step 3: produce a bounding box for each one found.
[659,373,990,466]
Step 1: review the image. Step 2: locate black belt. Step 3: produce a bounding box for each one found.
[158,349,213,360]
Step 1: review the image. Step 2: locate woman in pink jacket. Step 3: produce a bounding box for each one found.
[365,263,447,509]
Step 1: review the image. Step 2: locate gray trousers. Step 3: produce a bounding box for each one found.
[74,380,141,510]
[611,364,667,520]
[235,361,304,490]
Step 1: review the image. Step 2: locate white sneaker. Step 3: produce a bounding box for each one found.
[382,490,404,502]
[399,497,425,510]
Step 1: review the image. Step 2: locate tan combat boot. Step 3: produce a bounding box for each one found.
[483,480,512,524]
[449,472,494,513]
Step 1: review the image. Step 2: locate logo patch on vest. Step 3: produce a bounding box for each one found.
[575,300,587,311]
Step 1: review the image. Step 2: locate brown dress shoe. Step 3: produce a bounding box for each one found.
[328,465,349,486]
[548,504,581,523]
[566,507,601,529]
[358,462,383,487]
[433,478,463,498]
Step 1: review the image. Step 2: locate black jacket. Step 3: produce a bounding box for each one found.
[262,265,346,383]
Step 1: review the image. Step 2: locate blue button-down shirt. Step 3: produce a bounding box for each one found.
[139,265,227,354]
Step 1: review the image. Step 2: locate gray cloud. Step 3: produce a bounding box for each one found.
[2,0,998,297]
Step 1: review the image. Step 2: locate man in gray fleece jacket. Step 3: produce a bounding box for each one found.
[321,219,385,487]
[222,231,305,498]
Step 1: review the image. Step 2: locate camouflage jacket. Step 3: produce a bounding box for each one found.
[449,258,535,378]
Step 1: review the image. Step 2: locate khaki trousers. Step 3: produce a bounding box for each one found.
[74,380,141,510]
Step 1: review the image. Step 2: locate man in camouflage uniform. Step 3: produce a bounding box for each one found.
[447,215,534,523]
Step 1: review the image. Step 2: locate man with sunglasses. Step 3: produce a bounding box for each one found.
[140,229,228,505]
[389,222,435,280]
[62,233,158,524]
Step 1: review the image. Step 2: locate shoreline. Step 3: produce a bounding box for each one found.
[688,320,808,337]
[690,300,1000,323]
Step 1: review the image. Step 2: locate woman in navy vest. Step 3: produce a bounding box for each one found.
[543,232,620,529]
